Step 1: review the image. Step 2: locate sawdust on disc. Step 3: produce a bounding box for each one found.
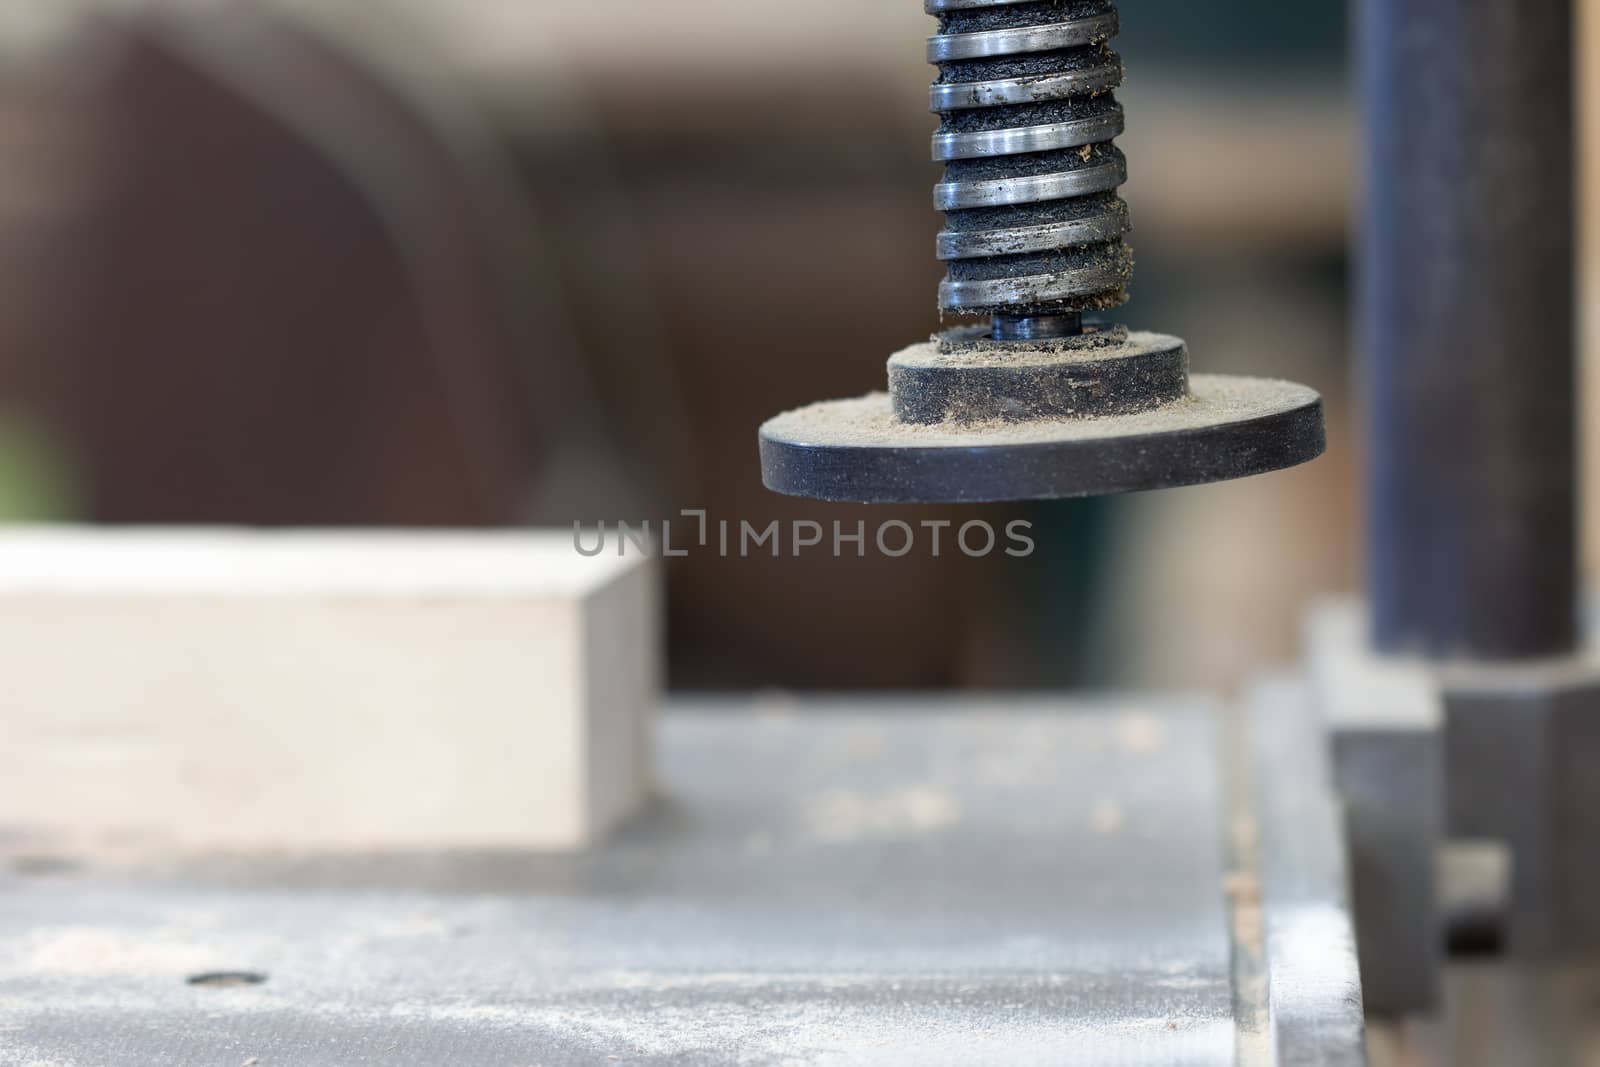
[762,374,1320,450]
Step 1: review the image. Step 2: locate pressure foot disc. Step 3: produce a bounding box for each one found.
[759,372,1325,504]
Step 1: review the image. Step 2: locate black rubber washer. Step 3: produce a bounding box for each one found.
[759,374,1325,504]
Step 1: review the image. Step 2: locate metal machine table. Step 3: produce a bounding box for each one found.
[0,692,1362,1066]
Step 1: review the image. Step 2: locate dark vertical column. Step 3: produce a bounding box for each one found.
[1360,0,1578,660]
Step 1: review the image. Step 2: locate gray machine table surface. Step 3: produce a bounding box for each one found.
[0,696,1362,1065]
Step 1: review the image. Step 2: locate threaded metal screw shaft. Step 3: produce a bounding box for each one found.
[928,0,1132,337]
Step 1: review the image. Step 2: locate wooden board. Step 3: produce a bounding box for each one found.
[0,527,658,851]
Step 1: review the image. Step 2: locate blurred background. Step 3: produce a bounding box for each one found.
[0,0,1585,695]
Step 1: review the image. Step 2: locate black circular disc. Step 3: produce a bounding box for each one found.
[759,374,1325,503]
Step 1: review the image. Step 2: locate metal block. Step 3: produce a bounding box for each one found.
[1307,599,1600,971]
[1306,601,1443,1013]
[1443,660,1600,957]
